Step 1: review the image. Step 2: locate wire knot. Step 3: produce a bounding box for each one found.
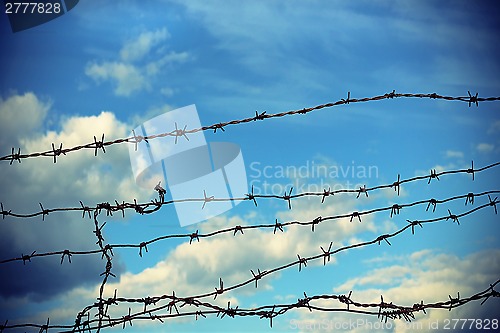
[190,230,200,244]
[139,242,148,257]
[213,123,226,133]
[488,195,498,214]
[61,249,72,264]
[376,234,392,246]
[426,198,437,212]
[406,219,423,235]
[467,90,479,107]
[22,251,36,265]
[321,187,332,203]
[465,193,474,206]
[283,187,293,209]
[93,134,106,156]
[39,202,49,221]
[273,219,284,234]
[233,225,244,236]
[130,129,148,151]
[298,292,312,312]
[173,122,190,144]
[339,291,353,310]
[467,160,475,180]
[51,142,65,163]
[9,147,21,165]
[253,110,267,121]
[427,169,440,184]
[392,174,401,196]
[341,91,351,104]
[1,202,11,219]
[390,204,401,218]
[297,254,307,272]
[250,268,266,288]
[446,209,460,225]
[356,185,368,198]
[214,278,224,299]
[311,216,322,232]
[350,211,361,222]
[320,241,333,266]
[245,185,258,206]
[386,89,396,98]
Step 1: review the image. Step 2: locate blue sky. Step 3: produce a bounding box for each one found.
[1,1,499,332]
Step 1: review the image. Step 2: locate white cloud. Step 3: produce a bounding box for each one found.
[145,51,190,75]
[290,249,500,333]
[120,28,170,62]
[85,61,148,96]
[476,143,494,153]
[445,150,463,159]
[0,93,152,303]
[85,28,190,96]
[0,92,51,146]
[30,187,391,329]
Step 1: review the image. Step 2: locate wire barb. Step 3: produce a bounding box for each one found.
[321,187,332,203]
[350,211,361,222]
[446,209,460,225]
[468,90,479,107]
[427,169,440,184]
[297,254,307,272]
[61,249,72,264]
[488,195,498,214]
[283,187,293,209]
[9,147,21,165]
[320,242,333,265]
[51,142,65,163]
[201,190,214,209]
[245,185,258,207]
[93,134,106,156]
[173,122,189,144]
[392,174,401,196]
[189,230,199,244]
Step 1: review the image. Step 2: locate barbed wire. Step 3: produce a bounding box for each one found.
[1,91,499,165]
[1,197,498,332]
[1,160,497,222]
[2,91,500,332]
[2,279,498,332]
[1,189,498,265]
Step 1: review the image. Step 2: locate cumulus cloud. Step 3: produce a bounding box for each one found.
[85,27,190,96]
[0,92,51,147]
[85,61,148,96]
[0,92,151,304]
[26,180,393,329]
[290,249,500,333]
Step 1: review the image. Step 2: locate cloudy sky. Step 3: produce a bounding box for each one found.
[1,1,499,332]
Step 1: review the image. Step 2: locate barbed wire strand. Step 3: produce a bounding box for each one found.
[2,92,500,332]
[0,160,497,221]
[1,91,499,164]
[1,198,498,332]
[1,189,498,265]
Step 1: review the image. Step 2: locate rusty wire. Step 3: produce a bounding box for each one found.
[0,160,497,221]
[0,196,498,331]
[1,91,499,165]
[1,189,499,265]
[1,91,500,332]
